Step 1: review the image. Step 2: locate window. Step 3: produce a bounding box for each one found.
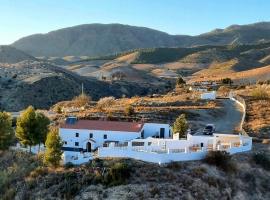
[104,134,107,139]
[89,133,93,138]
[75,142,79,146]
[132,142,144,146]
[75,133,79,137]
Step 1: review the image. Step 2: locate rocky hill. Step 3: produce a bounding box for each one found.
[0,47,173,111]
[12,22,270,57]
[63,42,270,84]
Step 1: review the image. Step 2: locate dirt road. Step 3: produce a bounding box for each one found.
[189,99,243,134]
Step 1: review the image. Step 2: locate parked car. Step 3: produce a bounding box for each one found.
[203,124,215,135]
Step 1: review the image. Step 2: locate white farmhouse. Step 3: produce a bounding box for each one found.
[59,117,171,164]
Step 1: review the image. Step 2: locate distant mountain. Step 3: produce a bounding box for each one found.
[195,22,270,46]
[0,45,36,63]
[12,24,187,57]
[12,22,270,57]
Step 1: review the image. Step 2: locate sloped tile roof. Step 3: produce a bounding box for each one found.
[60,120,144,132]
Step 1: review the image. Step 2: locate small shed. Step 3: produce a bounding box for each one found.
[201,91,216,100]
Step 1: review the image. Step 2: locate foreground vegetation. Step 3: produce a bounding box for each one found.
[0,142,269,200]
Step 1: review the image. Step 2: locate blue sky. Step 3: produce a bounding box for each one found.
[0,0,269,44]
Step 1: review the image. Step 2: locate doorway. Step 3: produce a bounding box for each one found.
[160,128,165,138]
[86,142,92,152]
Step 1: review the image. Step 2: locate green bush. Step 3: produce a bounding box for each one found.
[124,105,135,116]
[222,78,233,85]
[204,151,237,173]
[64,162,74,169]
[104,162,131,186]
[253,152,270,171]
[91,158,104,168]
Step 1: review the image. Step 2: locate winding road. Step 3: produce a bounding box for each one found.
[190,99,244,134]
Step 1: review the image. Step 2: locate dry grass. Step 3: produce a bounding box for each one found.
[236,85,270,138]
[190,64,270,84]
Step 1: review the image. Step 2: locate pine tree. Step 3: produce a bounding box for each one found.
[44,128,63,167]
[35,112,50,151]
[16,106,50,152]
[0,112,14,150]
[16,106,37,152]
[173,114,188,139]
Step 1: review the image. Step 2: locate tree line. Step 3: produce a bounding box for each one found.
[0,106,62,167]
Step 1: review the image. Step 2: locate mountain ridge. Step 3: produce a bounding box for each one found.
[12,22,270,57]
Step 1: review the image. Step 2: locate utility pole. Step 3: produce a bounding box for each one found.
[81,83,84,95]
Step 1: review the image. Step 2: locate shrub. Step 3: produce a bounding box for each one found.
[55,105,62,114]
[166,162,182,169]
[176,77,186,87]
[204,151,237,172]
[64,162,74,169]
[253,152,270,171]
[72,94,91,107]
[29,166,48,178]
[104,162,131,186]
[97,96,115,111]
[221,78,233,85]
[251,87,269,100]
[124,105,135,116]
[91,158,104,168]
[191,167,206,177]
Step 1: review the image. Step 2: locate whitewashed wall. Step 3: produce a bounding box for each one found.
[98,148,208,164]
[142,123,171,138]
[187,134,214,147]
[63,151,92,165]
[60,128,141,150]
[98,134,253,164]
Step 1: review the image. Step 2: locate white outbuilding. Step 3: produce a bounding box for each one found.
[201,91,216,100]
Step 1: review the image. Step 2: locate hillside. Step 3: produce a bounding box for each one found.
[12,22,270,57]
[12,24,184,57]
[63,42,270,84]
[1,143,269,199]
[0,45,36,63]
[0,56,172,111]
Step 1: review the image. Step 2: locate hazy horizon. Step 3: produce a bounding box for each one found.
[1,0,270,45]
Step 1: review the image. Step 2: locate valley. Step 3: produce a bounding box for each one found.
[0,19,270,200]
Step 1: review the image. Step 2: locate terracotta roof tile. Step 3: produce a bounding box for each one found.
[60,120,144,132]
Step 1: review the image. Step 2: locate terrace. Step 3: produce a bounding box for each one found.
[98,133,252,164]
